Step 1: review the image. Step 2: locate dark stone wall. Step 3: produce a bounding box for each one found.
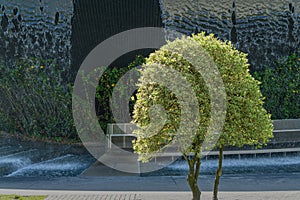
[0,0,73,76]
[71,0,163,79]
[2,0,299,78]
[159,0,300,71]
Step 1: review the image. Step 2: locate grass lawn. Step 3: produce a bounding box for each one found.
[0,195,47,200]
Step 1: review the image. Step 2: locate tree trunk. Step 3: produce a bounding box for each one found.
[188,173,201,200]
[185,154,201,200]
[213,147,224,200]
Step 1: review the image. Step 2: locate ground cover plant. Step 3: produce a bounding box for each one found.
[254,53,300,119]
[0,58,76,141]
[95,55,145,130]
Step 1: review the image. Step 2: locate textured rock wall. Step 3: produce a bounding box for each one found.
[1,0,299,76]
[159,0,300,70]
[0,0,73,76]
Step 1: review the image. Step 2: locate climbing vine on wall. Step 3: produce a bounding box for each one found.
[254,53,300,119]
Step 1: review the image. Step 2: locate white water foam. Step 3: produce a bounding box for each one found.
[169,156,300,171]
[6,154,89,177]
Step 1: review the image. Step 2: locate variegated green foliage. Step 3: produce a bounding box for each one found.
[132,32,273,161]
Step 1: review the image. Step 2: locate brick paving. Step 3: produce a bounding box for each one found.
[45,193,141,200]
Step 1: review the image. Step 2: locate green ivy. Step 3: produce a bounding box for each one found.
[95,55,145,131]
[254,54,300,119]
[0,58,77,140]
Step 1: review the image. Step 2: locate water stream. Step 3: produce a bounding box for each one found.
[6,154,93,177]
[1,136,299,178]
[0,135,95,178]
[143,155,300,176]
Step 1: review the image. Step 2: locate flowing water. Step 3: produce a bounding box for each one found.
[0,135,95,178]
[1,135,299,178]
[142,155,300,176]
[6,154,93,177]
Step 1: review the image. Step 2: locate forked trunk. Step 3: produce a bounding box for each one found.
[213,147,224,200]
[185,154,201,200]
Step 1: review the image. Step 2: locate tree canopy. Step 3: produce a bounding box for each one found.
[132,32,273,200]
[133,33,273,158]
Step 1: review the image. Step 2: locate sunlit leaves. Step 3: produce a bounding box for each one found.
[133,32,273,162]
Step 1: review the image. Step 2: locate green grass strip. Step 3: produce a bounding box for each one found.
[0,194,47,200]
